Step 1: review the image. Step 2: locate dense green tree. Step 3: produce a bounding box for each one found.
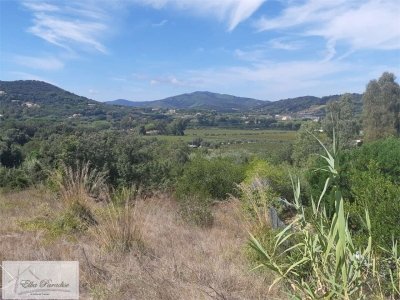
[362,72,400,141]
[138,125,146,135]
[167,118,188,136]
[324,93,359,149]
[291,121,329,166]
[0,142,23,168]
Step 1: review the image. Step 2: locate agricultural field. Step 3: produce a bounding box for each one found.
[145,128,297,156]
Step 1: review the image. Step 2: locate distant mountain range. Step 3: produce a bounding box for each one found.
[106,91,267,112]
[0,80,363,116]
[107,91,363,115]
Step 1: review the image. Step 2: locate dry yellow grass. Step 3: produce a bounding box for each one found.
[0,189,285,299]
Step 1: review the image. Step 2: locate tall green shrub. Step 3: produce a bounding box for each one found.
[175,156,245,200]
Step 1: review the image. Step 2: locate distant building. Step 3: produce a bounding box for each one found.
[69,113,82,119]
[280,115,292,121]
[23,102,40,108]
[296,113,320,122]
[145,130,160,135]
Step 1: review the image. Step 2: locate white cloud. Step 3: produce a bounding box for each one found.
[268,38,303,51]
[14,55,64,70]
[310,1,400,50]
[234,39,303,62]
[165,58,359,99]
[255,0,400,57]
[150,75,186,86]
[22,1,59,12]
[21,0,266,58]
[23,1,108,53]
[234,48,266,62]
[135,0,266,30]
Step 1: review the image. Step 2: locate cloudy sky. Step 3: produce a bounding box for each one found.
[0,0,399,101]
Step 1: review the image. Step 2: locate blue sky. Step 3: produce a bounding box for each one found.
[0,0,399,101]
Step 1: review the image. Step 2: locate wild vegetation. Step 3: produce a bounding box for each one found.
[0,72,399,299]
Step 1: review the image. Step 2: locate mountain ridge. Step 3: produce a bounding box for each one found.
[0,80,363,116]
[106,91,267,112]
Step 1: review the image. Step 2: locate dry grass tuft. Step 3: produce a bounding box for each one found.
[90,201,143,253]
[55,161,108,204]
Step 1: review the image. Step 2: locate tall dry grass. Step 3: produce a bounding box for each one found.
[54,161,108,203]
[0,187,284,299]
[90,187,143,253]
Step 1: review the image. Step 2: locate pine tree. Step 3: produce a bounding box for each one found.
[362,72,400,141]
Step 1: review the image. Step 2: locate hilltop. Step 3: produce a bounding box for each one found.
[255,93,363,116]
[106,91,267,112]
[0,80,133,120]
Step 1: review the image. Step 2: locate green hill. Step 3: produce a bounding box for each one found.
[255,93,363,115]
[0,80,129,120]
[106,91,267,112]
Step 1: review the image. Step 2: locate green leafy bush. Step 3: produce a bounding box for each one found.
[346,162,400,252]
[249,135,400,299]
[175,156,245,200]
[307,137,400,251]
[244,159,293,201]
[40,132,189,190]
[0,167,31,190]
[175,155,244,227]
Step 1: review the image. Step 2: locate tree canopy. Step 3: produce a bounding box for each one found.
[362,72,400,141]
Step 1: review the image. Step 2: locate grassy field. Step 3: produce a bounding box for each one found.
[145,128,297,157]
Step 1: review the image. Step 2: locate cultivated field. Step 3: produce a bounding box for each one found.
[145,128,296,156]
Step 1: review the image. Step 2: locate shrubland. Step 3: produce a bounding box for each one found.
[0,72,399,298]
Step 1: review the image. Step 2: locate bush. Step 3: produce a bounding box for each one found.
[307,137,400,251]
[346,162,400,252]
[244,159,293,201]
[342,137,400,184]
[249,135,400,299]
[0,167,31,190]
[175,156,245,201]
[40,132,189,190]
